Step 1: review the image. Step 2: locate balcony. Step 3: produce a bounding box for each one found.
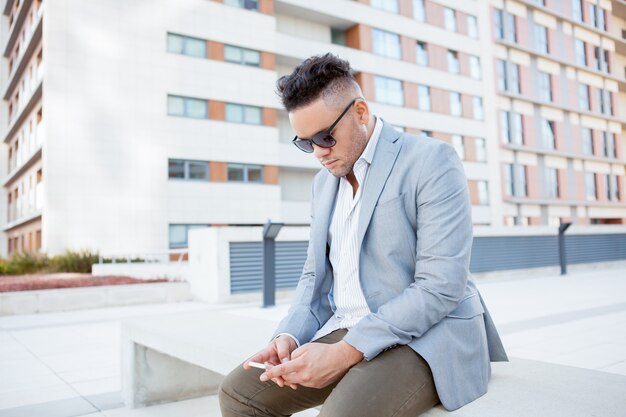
[3,81,42,144]
[3,146,42,187]
[3,209,42,232]
[3,0,41,60]
[4,16,42,100]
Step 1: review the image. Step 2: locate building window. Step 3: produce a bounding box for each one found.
[452,135,464,159]
[447,50,460,74]
[603,131,616,158]
[331,28,346,46]
[475,138,487,162]
[168,159,209,181]
[167,95,207,119]
[225,103,263,125]
[504,164,514,196]
[546,168,559,198]
[413,0,425,22]
[506,13,517,42]
[500,111,524,145]
[497,60,520,93]
[610,175,620,201]
[495,9,505,40]
[578,84,590,111]
[468,15,479,39]
[542,120,556,149]
[167,33,207,58]
[589,4,607,31]
[416,41,428,66]
[535,24,549,54]
[598,89,613,115]
[472,97,484,120]
[593,47,602,71]
[372,29,401,59]
[374,76,404,106]
[572,0,583,22]
[585,172,597,201]
[418,85,430,111]
[224,45,261,66]
[538,71,552,102]
[602,50,610,73]
[444,8,457,32]
[421,130,432,137]
[169,224,209,248]
[516,165,528,197]
[227,163,264,183]
[509,63,520,94]
[574,39,586,66]
[450,92,462,116]
[469,56,481,80]
[497,60,507,91]
[224,0,259,11]
[478,181,489,205]
[582,128,594,155]
[371,0,399,13]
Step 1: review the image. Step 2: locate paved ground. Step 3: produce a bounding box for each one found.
[1,266,625,416]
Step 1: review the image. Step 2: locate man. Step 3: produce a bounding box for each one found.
[219,53,508,417]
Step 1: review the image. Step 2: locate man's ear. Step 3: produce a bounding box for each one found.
[355,100,370,124]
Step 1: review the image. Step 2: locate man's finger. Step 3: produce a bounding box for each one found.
[275,339,293,363]
[243,350,274,369]
[260,360,299,381]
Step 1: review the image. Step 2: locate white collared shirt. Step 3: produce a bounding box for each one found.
[310,115,383,341]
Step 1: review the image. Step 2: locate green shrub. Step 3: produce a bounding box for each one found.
[2,251,49,275]
[48,249,100,273]
[0,249,103,275]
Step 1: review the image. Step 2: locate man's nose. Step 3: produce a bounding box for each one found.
[312,143,331,159]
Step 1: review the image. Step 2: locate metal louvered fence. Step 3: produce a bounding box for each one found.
[229,233,626,294]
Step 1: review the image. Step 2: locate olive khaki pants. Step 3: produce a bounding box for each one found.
[218,329,440,417]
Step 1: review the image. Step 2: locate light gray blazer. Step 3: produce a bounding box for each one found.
[273,120,508,411]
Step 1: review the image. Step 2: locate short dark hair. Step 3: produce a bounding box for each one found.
[276,53,357,112]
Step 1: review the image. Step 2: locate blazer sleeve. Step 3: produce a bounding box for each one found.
[270,178,322,343]
[342,143,473,360]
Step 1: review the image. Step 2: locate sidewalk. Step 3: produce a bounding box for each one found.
[1,266,625,416]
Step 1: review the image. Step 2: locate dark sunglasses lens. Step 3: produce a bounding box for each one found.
[294,139,314,153]
[315,134,336,148]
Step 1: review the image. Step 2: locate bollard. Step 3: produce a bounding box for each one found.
[558,222,572,275]
[262,221,284,307]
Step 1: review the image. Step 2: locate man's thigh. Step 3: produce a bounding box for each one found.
[318,344,440,417]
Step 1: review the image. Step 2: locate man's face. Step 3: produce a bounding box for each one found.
[289,98,368,178]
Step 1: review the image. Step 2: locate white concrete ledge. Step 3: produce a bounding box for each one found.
[0,282,191,316]
[121,310,276,407]
[121,310,626,415]
[423,359,626,417]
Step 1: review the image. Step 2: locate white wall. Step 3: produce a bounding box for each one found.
[41,0,290,255]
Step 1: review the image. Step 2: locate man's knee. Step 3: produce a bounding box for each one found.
[218,365,249,413]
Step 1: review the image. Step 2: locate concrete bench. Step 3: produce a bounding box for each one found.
[121,310,626,416]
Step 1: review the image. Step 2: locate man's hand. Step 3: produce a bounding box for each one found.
[243,335,298,389]
[260,340,364,389]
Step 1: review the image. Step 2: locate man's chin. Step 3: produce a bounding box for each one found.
[327,167,348,177]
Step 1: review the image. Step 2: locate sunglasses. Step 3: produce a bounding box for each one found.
[292,97,364,153]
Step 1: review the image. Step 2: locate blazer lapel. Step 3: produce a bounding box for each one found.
[313,173,339,277]
[357,120,402,251]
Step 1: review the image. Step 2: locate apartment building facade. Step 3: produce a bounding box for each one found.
[1,0,625,258]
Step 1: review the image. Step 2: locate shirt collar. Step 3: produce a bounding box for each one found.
[358,115,383,166]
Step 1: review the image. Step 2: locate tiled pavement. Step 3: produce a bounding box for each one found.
[1,266,625,416]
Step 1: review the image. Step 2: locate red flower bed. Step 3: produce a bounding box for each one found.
[0,273,169,292]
